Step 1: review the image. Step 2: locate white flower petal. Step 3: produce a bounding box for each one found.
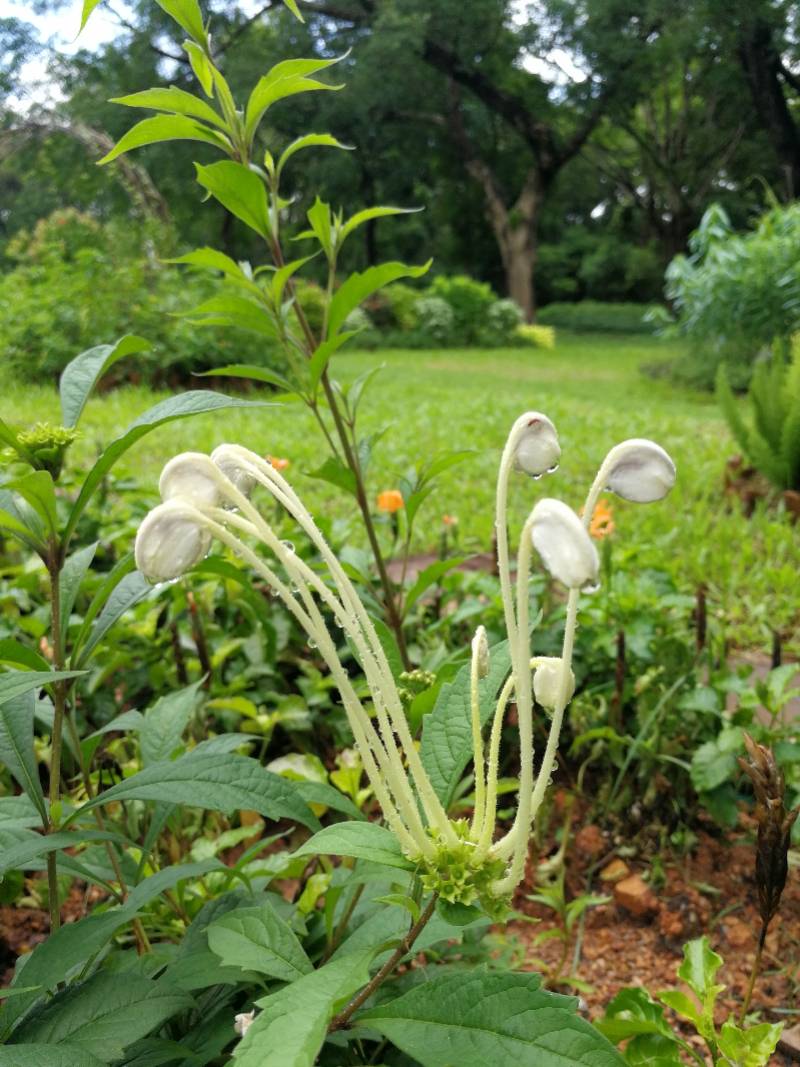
[159,452,221,508]
[531,498,599,590]
[135,500,211,582]
[533,656,576,711]
[604,439,676,503]
[234,1010,255,1036]
[512,412,561,478]
[211,444,257,498]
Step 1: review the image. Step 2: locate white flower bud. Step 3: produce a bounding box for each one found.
[530,498,599,590]
[511,412,560,478]
[234,1010,255,1036]
[159,452,221,508]
[603,439,676,503]
[471,625,490,678]
[135,500,211,582]
[211,444,257,499]
[533,656,576,711]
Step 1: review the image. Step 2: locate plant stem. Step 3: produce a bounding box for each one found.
[740,920,768,1022]
[328,894,437,1032]
[47,556,66,933]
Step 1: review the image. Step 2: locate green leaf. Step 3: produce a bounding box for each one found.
[358,970,625,1066]
[277,134,350,176]
[281,0,305,20]
[339,206,421,246]
[166,247,253,285]
[3,471,58,538]
[717,1020,783,1067]
[306,455,357,497]
[677,936,723,1001]
[596,987,673,1043]
[0,828,126,877]
[72,751,320,831]
[233,950,373,1066]
[0,795,41,830]
[184,40,214,96]
[690,727,743,793]
[185,294,277,337]
[196,364,296,393]
[76,570,151,666]
[59,543,97,645]
[0,491,46,554]
[244,58,344,144]
[656,991,701,1028]
[64,391,267,544]
[272,254,316,305]
[0,691,46,825]
[0,1047,106,1067]
[98,115,229,165]
[293,822,414,871]
[59,336,151,429]
[420,640,511,808]
[327,261,431,338]
[207,897,312,981]
[111,87,224,128]
[195,160,271,238]
[155,0,208,45]
[140,680,204,765]
[305,197,333,261]
[403,558,466,615]
[622,1035,684,1066]
[11,972,194,1062]
[308,332,357,394]
[0,641,50,673]
[0,671,85,708]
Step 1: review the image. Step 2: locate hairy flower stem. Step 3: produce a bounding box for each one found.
[740,922,768,1022]
[328,894,437,1033]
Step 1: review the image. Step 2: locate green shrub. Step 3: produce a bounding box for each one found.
[366,282,420,331]
[537,301,657,334]
[664,201,800,388]
[430,273,495,343]
[0,209,278,384]
[481,298,523,345]
[717,344,800,491]
[515,322,556,349]
[293,279,328,337]
[414,295,455,344]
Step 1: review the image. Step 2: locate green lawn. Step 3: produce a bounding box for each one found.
[3,332,797,654]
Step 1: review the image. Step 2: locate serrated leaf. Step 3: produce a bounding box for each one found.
[233,950,373,1066]
[98,115,228,165]
[293,822,414,870]
[72,751,320,831]
[339,206,421,246]
[11,973,194,1061]
[64,391,267,543]
[208,898,312,981]
[277,134,350,176]
[244,58,343,144]
[59,336,150,429]
[195,160,271,238]
[420,640,511,808]
[140,680,204,765]
[357,970,625,1066]
[111,87,224,129]
[327,260,431,338]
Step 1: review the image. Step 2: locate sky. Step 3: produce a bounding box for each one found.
[6,0,585,111]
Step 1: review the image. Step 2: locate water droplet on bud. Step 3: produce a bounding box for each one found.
[281,540,295,554]
[581,580,601,594]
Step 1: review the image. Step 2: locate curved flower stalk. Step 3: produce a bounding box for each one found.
[134,429,674,915]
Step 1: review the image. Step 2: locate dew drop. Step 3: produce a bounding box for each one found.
[280,540,295,554]
[308,638,318,649]
[546,463,559,474]
[531,473,543,482]
[581,580,601,594]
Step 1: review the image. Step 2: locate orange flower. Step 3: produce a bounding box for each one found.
[588,498,615,540]
[442,514,458,527]
[268,456,290,471]
[377,489,404,513]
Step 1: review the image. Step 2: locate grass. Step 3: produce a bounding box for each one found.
[3,332,797,654]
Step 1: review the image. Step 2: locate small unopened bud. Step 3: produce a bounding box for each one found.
[533,657,576,711]
[135,500,211,582]
[472,625,490,678]
[512,412,560,478]
[531,498,599,590]
[234,1010,255,1036]
[212,444,257,498]
[603,439,676,503]
[159,452,221,508]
